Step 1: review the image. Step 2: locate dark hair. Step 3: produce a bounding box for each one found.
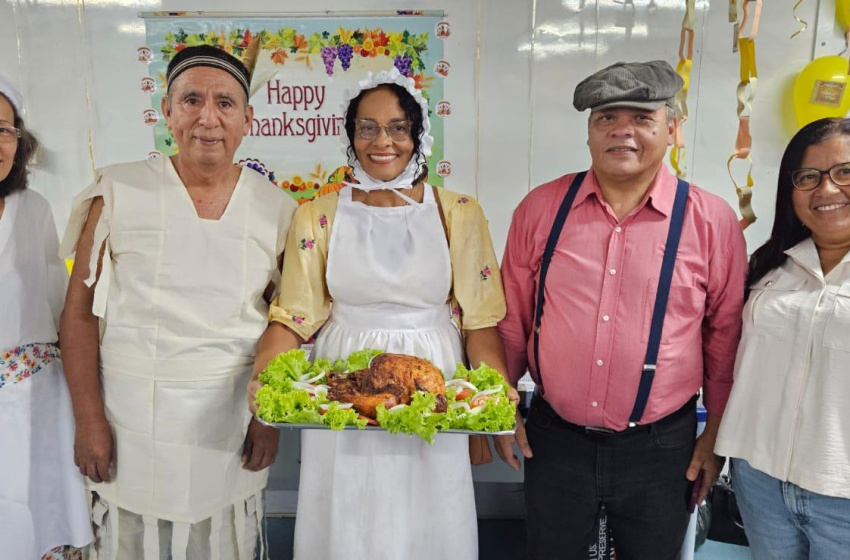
[0,92,39,198]
[344,84,428,183]
[747,117,850,288]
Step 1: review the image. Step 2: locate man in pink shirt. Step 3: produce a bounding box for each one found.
[496,61,748,559]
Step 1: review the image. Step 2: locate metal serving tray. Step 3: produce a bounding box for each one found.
[257,417,515,436]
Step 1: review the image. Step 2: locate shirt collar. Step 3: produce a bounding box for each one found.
[785,236,850,278]
[578,164,678,217]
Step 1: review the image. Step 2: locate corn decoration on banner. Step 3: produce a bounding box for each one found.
[728,0,761,229]
[670,0,696,178]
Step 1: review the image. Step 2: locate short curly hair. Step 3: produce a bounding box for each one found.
[0,92,39,198]
[344,84,428,183]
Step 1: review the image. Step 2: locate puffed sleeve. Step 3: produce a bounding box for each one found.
[269,198,332,340]
[446,194,506,330]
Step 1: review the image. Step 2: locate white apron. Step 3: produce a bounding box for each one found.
[60,159,294,560]
[0,190,93,559]
[293,186,477,560]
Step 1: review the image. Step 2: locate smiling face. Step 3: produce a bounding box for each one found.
[352,86,415,182]
[161,66,252,169]
[792,135,850,248]
[0,94,17,184]
[587,106,674,187]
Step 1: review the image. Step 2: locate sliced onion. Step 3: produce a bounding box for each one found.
[302,371,326,384]
[319,402,354,411]
[446,379,478,391]
[311,385,330,398]
[468,405,486,415]
[450,402,472,412]
[388,404,408,412]
[473,387,503,398]
[291,381,315,391]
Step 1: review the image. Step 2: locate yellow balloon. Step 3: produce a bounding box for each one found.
[793,56,850,128]
[838,0,850,32]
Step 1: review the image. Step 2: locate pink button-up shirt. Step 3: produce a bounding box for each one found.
[499,166,747,430]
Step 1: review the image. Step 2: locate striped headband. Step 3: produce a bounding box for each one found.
[166,46,250,98]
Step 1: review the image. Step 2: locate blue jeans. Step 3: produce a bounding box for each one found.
[731,458,850,560]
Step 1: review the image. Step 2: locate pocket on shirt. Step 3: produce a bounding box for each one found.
[642,280,706,344]
[824,283,850,352]
[746,276,806,341]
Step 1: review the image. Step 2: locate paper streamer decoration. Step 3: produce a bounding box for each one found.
[728,0,761,229]
[670,0,696,178]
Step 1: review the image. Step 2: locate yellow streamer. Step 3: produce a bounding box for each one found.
[790,0,808,39]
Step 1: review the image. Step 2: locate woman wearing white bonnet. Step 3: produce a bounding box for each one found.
[249,68,516,559]
[0,75,93,559]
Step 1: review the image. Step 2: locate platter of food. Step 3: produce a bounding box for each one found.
[254,349,517,442]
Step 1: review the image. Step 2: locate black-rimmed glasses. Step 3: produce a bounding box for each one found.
[791,162,850,191]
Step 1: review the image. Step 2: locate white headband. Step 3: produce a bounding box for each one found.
[0,74,23,114]
[341,68,434,191]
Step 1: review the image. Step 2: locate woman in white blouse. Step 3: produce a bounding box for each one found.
[716,117,850,559]
[0,76,92,559]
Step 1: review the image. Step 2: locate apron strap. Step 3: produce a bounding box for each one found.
[142,515,159,560]
[209,511,223,560]
[171,521,190,560]
[533,171,586,393]
[628,178,690,424]
[390,187,422,207]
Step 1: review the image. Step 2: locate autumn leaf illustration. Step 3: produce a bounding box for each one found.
[270,48,288,65]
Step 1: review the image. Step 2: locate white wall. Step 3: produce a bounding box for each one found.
[2,0,848,510]
[3,0,847,255]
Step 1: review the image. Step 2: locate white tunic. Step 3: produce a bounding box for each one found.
[293,186,477,560]
[60,158,296,559]
[0,189,93,559]
[716,238,850,498]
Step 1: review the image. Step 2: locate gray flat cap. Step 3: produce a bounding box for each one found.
[573,60,683,112]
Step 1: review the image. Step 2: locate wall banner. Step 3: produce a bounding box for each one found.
[142,12,446,203]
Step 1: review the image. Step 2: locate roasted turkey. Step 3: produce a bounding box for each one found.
[327,353,448,419]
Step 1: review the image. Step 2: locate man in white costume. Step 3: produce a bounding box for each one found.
[60,45,297,560]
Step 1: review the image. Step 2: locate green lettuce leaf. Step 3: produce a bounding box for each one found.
[376,392,443,443]
[322,403,368,430]
[255,385,322,424]
[258,349,311,388]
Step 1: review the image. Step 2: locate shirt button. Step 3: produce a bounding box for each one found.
[609,268,617,275]
[591,401,598,407]
[614,226,622,233]
[602,315,610,322]
[596,359,603,366]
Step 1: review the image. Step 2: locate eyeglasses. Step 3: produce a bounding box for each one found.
[0,125,21,144]
[791,162,850,191]
[354,119,412,142]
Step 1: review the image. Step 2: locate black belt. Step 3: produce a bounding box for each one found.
[531,391,698,437]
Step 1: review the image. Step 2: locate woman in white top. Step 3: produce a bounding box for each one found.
[0,76,93,559]
[249,69,517,560]
[716,117,850,559]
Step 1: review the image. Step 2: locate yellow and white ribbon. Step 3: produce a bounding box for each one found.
[728,0,761,229]
[670,0,696,178]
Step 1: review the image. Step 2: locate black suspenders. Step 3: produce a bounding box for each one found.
[532,172,691,425]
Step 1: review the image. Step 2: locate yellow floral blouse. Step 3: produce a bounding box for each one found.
[270,186,506,340]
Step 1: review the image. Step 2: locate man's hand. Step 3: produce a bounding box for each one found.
[247,379,263,414]
[74,416,114,483]
[686,412,725,504]
[242,416,280,471]
[494,410,533,471]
